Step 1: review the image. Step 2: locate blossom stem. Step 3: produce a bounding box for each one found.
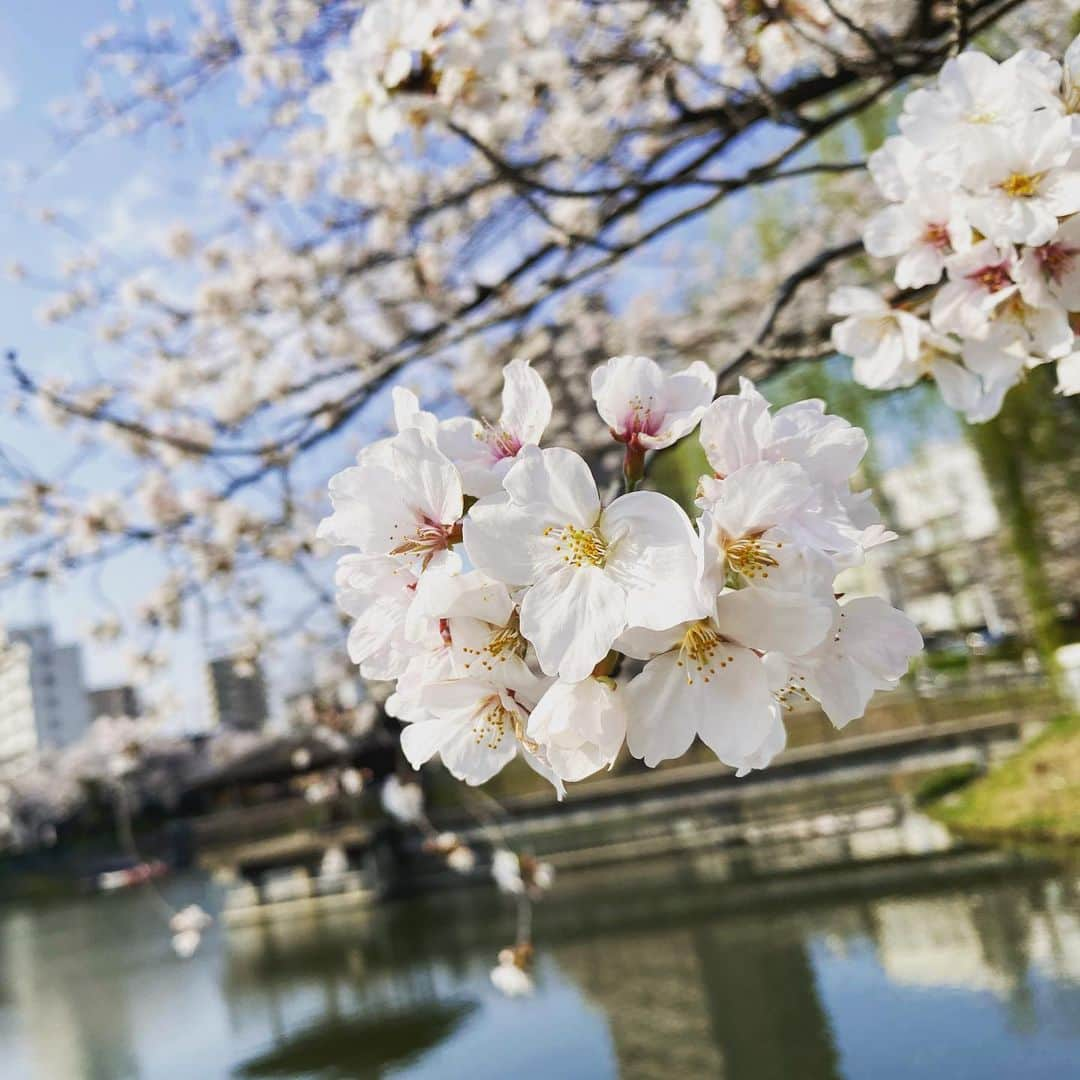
[622,442,646,492]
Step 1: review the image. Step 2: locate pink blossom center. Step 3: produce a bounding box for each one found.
[390,516,456,559]
[1036,241,1080,284]
[480,422,522,461]
[620,396,663,440]
[922,222,950,250]
[966,262,1012,293]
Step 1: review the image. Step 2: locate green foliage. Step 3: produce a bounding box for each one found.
[647,434,710,517]
[851,95,899,155]
[923,650,970,673]
[965,369,1080,679]
[914,762,981,808]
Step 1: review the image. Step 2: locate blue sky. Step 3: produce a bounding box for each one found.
[0,4,959,729]
[0,3,295,726]
[0,2,466,728]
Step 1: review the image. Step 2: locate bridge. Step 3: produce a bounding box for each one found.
[200,705,1038,910]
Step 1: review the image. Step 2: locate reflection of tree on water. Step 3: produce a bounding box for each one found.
[222,889,516,1029]
[1,899,147,1080]
[554,927,726,1078]
[552,904,844,1079]
[4,858,1080,1078]
[234,1001,477,1078]
[697,927,840,1080]
[216,860,1080,1079]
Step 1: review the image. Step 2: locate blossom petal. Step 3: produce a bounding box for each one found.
[624,651,700,767]
[319,464,411,549]
[712,587,834,657]
[698,394,770,476]
[389,427,463,526]
[693,647,777,765]
[601,491,702,630]
[519,564,626,681]
[706,460,812,539]
[400,714,465,770]
[464,493,552,586]
[500,358,552,445]
[501,445,599,528]
[437,719,519,785]
[590,354,665,434]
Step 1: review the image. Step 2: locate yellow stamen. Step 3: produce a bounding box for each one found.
[774,673,811,712]
[471,695,538,753]
[1000,172,1042,199]
[544,523,608,568]
[461,613,527,672]
[472,699,510,750]
[724,535,781,580]
[675,620,735,686]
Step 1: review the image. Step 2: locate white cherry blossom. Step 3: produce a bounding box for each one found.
[930,241,1019,339]
[492,849,554,897]
[620,616,778,770]
[863,186,970,289]
[834,35,1080,419]
[491,949,534,997]
[437,358,552,497]
[335,553,455,681]
[899,51,1057,168]
[380,774,427,824]
[318,427,463,568]
[590,354,715,450]
[766,597,923,729]
[464,445,701,682]
[828,288,924,391]
[400,663,562,793]
[1015,216,1080,311]
[527,676,627,782]
[965,112,1080,247]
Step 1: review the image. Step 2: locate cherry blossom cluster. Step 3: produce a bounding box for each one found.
[319,356,923,794]
[310,0,900,156]
[831,35,1080,420]
[8,1,1066,673]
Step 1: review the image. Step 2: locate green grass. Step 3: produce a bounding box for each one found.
[928,713,1080,845]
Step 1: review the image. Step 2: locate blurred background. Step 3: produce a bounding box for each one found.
[0,2,1079,1077]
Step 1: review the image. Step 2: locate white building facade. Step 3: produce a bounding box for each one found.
[837,440,1015,638]
[7,626,92,752]
[0,636,37,778]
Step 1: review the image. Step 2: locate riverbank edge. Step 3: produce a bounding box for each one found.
[926,712,1080,845]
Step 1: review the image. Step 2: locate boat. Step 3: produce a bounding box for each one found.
[96,859,169,892]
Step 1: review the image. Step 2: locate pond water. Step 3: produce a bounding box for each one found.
[1,852,1079,1079]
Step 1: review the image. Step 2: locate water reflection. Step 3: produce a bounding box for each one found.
[2,854,1079,1079]
[234,1003,477,1078]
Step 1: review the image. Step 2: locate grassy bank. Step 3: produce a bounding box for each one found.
[927,713,1080,845]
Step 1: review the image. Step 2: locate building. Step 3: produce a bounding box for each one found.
[0,635,37,778]
[206,656,269,731]
[839,439,1080,643]
[7,626,92,751]
[877,440,1010,636]
[87,685,141,720]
